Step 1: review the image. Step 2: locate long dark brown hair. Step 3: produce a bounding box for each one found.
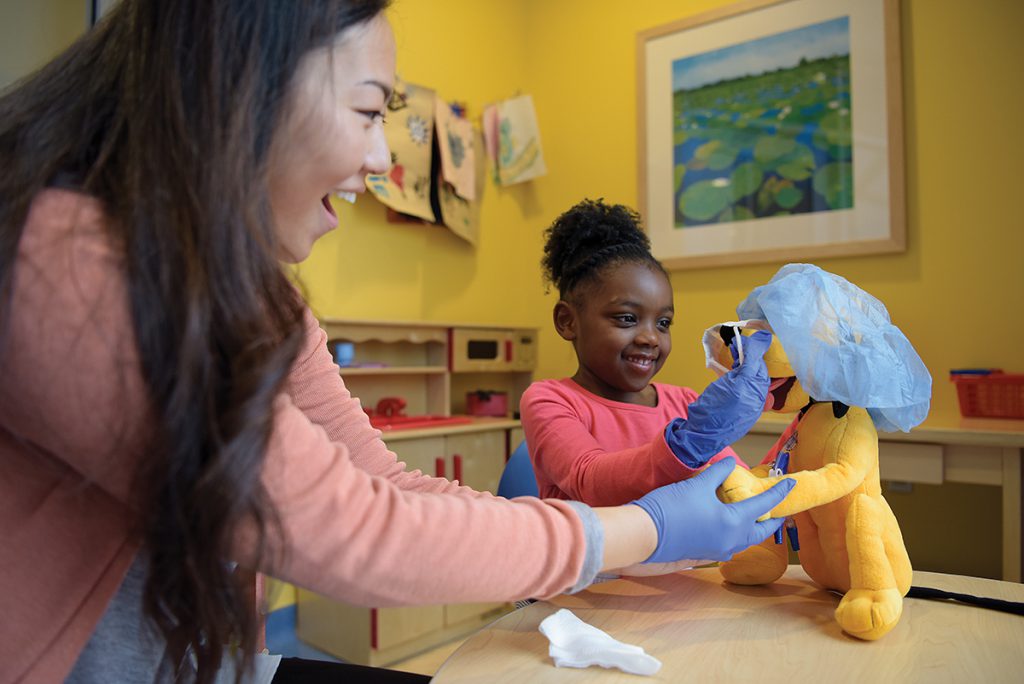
[0,0,389,680]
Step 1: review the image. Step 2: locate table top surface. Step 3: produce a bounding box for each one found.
[431,566,1024,683]
[750,416,1024,446]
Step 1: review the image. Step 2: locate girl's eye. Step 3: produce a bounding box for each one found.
[658,318,673,330]
[613,314,637,325]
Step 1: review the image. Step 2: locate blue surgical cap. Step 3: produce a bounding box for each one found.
[736,263,931,432]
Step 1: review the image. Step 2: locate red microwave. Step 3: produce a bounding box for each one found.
[449,328,536,372]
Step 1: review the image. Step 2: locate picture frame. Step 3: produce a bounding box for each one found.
[637,0,904,270]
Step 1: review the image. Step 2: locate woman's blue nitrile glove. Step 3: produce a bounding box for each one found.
[631,458,795,563]
[664,330,772,468]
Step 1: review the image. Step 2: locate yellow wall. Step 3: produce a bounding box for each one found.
[0,0,87,90]
[304,0,1024,430]
[298,0,543,328]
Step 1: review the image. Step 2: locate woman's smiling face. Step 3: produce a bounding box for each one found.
[267,14,395,263]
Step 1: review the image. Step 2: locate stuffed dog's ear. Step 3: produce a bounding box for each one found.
[832,401,850,419]
[719,325,737,346]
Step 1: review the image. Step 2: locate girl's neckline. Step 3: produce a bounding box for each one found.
[563,377,662,409]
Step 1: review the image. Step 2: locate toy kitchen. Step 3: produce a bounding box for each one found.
[322,319,538,435]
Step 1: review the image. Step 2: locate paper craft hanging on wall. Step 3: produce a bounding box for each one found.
[481,104,501,185]
[365,79,436,222]
[483,94,547,186]
[438,127,486,245]
[435,98,476,202]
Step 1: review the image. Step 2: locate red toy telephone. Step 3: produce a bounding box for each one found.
[374,396,407,419]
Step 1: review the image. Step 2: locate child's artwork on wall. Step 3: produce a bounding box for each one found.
[482,94,547,186]
[481,104,501,185]
[435,98,476,202]
[365,79,436,222]
[438,128,486,245]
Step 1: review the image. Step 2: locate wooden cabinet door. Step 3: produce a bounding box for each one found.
[443,429,510,626]
[379,431,511,633]
[374,436,451,650]
[509,426,525,452]
[446,430,505,494]
[388,436,446,478]
[375,604,445,651]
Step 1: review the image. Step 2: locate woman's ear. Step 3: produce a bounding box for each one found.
[553,300,577,341]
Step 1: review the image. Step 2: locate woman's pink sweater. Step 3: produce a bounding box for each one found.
[0,189,588,682]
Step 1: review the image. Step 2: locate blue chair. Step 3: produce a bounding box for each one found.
[497,440,539,498]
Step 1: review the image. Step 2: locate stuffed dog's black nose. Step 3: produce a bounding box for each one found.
[832,401,850,419]
[719,324,737,346]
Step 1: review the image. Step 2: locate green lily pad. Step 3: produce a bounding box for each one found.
[775,144,816,181]
[695,139,740,171]
[819,108,853,146]
[730,161,763,200]
[813,161,854,209]
[674,164,686,194]
[754,136,796,165]
[680,180,732,222]
[756,176,780,213]
[717,204,756,222]
[774,182,803,209]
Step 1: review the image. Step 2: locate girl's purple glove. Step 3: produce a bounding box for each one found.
[665,330,772,467]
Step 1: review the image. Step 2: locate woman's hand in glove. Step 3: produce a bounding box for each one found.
[631,458,794,563]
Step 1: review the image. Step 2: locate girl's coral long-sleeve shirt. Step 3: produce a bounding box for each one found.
[521,378,744,506]
[0,189,589,682]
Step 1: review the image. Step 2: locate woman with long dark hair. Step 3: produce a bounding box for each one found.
[0,2,793,682]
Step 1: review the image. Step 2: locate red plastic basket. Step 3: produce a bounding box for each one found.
[950,370,1024,419]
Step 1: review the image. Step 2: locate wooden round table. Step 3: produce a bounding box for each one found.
[432,566,1024,683]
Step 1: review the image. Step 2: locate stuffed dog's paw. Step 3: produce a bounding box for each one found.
[834,588,903,641]
[717,467,783,521]
[720,537,788,585]
[717,467,769,501]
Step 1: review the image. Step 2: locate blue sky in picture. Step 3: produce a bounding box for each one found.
[672,16,850,92]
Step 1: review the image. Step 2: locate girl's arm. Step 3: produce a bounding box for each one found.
[521,382,737,506]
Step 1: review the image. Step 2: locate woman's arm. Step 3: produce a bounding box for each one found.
[286,308,491,498]
[241,395,592,606]
[593,505,658,570]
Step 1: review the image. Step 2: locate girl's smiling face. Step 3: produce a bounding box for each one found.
[267,14,395,263]
[557,261,674,406]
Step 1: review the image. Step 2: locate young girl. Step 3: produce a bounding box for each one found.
[0,5,791,683]
[521,199,773,506]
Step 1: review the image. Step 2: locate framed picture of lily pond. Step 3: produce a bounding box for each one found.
[637,0,904,269]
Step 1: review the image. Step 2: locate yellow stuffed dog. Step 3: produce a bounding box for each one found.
[705,264,931,641]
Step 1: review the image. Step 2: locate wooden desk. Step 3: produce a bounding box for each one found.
[740,417,1024,581]
[432,566,1024,683]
